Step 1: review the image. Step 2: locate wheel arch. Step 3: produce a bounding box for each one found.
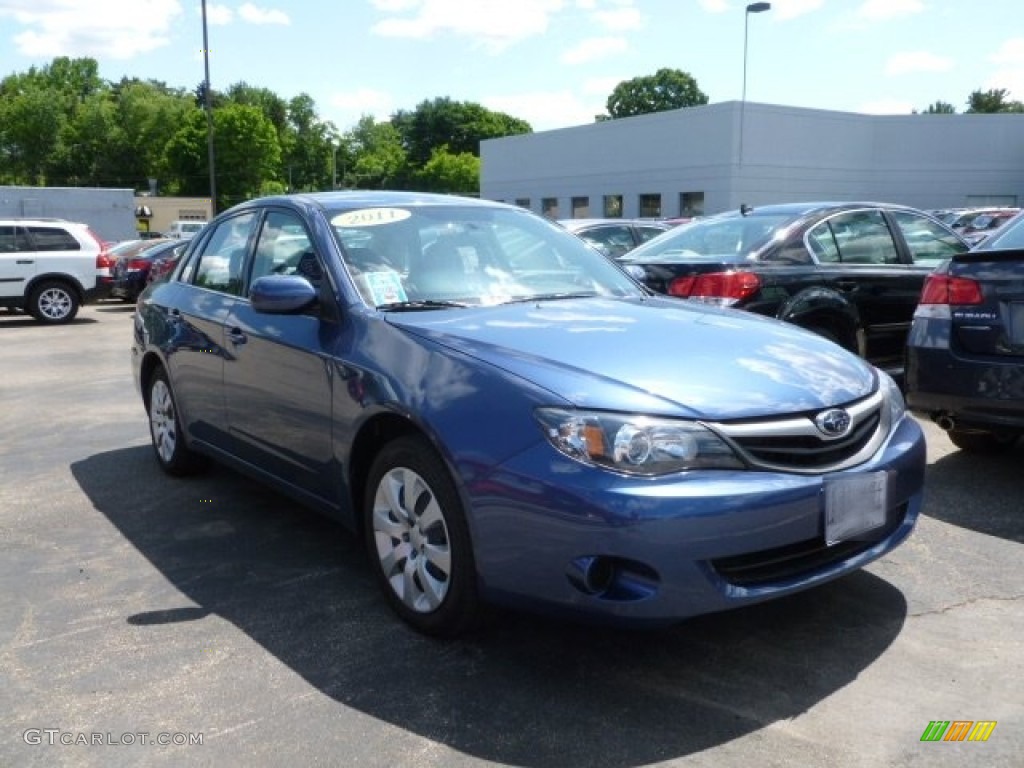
[778,287,864,355]
[346,412,431,535]
[26,273,87,303]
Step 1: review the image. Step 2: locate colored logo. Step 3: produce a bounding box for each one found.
[920,721,997,742]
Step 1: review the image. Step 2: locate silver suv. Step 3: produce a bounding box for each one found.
[0,219,103,323]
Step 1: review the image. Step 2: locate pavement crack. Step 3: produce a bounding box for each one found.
[909,593,1022,617]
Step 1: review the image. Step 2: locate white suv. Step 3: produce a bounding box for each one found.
[0,219,104,323]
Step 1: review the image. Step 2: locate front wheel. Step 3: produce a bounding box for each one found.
[28,280,79,324]
[147,368,205,475]
[363,436,478,637]
[947,429,1020,453]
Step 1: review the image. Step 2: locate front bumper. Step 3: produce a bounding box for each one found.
[466,414,925,625]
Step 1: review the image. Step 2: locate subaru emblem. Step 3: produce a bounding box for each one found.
[815,408,852,438]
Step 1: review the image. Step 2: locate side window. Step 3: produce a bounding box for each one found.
[251,210,316,283]
[0,226,31,252]
[26,226,80,251]
[191,212,258,296]
[890,210,969,266]
[807,223,839,263]
[814,211,900,265]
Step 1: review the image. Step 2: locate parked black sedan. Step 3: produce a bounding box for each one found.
[621,202,970,377]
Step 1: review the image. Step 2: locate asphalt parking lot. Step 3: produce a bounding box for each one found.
[1,303,1021,768]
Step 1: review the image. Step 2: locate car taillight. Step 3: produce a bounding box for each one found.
[918,274,984,305]
[668,271,761,304]
[128,258,150,271]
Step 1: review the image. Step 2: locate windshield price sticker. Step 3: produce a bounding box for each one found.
[824,471,888,545]
[332,208,411,228]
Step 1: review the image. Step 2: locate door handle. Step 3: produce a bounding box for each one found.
[227,327,247,345]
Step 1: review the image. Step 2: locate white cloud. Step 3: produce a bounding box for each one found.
[371,0,564,52]
[858,99,915,115]
[885,51,954,75]
[486,89,604,131]
[593,6,642,31]
[769,0,824,20]
[328,88,396,127]
[238,4,289,25]
[698,0,729,12]
[990,38,1024,66]
[2,0,183,59]
[857,0,923,22]
[561,36,628,65]
[206,3,233,25]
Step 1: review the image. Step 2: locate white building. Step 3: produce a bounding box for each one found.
[480,101,1024,220]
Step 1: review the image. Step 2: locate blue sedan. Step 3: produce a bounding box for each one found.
[132,191,925,636]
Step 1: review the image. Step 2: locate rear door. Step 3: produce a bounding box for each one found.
[167,210,260,449]
[0,225,36,299]
[807,209,929,367]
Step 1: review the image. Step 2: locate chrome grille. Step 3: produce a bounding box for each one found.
[707,389,889,474]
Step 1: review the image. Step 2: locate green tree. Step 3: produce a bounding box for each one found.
[414,145,480,194]
[283,93,339,192]
[345,116,408,189]
[392,97,531,166]
[919,100,956,114]
[211,103,282,208]
[0,82,65,184]
[966,88,1024,113]
[603,68,708,119]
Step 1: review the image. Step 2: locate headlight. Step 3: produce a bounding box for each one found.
[535,408,744,475]
[878,370,906,426]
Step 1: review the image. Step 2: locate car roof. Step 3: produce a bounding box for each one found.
[721,201,923,217]
[242,190,513,214]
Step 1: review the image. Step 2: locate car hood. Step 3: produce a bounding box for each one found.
[385,296,876,420]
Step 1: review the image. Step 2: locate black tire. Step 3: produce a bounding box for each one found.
[28,280,79,324]
[947,429,1020,454]
[146,368,205,475]
[363,436,479,637]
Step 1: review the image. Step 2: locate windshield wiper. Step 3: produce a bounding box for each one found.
[377,299,469,311]
[504,291,599,304]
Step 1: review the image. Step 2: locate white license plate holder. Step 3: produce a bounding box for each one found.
[824,472,888,546]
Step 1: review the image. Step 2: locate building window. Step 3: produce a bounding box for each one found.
[571,196,589,218]
[603,195,623,218]
[515,198,531,209]
[179,210,208,220]
[638,194,661,218]
[542,197,559,219]
[680,191,705,218]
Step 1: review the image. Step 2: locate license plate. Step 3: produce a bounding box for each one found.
[1008,302,1024,345]
[824,472,888,545]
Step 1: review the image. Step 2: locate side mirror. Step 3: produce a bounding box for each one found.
[249,275,318,314]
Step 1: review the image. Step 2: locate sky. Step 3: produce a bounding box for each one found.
[0,0,1022,135]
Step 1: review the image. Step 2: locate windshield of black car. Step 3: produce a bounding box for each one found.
[327,205,645,308]
[621,212,798,264]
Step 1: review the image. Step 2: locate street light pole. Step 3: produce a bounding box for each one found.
[739,2,771,166]
[201,0,217,214]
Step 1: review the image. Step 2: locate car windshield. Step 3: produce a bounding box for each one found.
[326,204,644,308]
[621,212,798,264]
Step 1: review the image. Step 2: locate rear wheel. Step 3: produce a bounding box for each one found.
[28,280,79,324]
[947,429,1020,453]
[363,436,478,637]
[147,368,205,475]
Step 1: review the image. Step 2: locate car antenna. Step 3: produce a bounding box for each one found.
[740,204,753,216]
